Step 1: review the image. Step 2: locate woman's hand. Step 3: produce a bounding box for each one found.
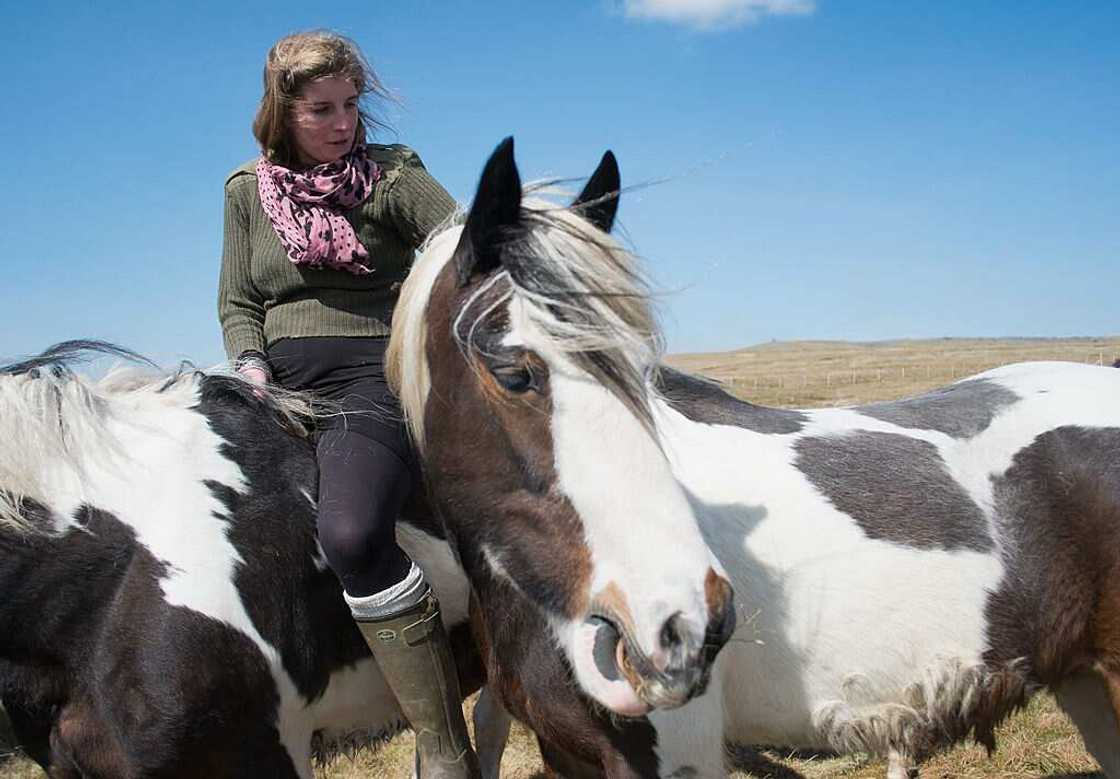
[239,366,269,386]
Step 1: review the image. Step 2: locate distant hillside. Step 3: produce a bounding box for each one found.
[665,336,1120,408]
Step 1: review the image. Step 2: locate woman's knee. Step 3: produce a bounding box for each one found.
[315,430,414,589]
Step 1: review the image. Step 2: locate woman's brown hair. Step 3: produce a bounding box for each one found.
[253,30,392,167]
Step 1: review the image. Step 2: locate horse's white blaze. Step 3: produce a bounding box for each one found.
[548,364,712,650]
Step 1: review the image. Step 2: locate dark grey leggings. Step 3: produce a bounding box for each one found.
[316,429,412,595]
[267,336,415,597]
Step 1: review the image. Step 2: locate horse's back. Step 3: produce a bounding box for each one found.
[661,360,1120,759]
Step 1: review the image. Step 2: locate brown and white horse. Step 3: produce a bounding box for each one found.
[0,142,734,777]
[388,139,1120,777]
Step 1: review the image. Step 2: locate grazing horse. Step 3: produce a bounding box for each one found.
[386,139,1120,777]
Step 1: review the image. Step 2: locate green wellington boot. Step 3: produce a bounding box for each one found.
[356,588,481,778]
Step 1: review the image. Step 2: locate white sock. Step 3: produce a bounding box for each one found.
[344,562,428,620]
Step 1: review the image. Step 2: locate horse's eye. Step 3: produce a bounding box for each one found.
[491,364,535,394]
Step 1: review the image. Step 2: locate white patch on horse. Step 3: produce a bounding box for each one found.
[509,295,712,661]
[654,396,1007,752]
[309,658,406,760]
[397,522,470,628]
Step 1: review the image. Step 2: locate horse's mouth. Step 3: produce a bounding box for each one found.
[576,616,652,717]
[582,613,703,716]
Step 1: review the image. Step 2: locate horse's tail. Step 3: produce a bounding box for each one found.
[1112,357,1120,368]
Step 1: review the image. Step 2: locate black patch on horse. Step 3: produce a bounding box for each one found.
[856,379,1019,438]
[984,425,1120,680]
[195,375,370,702]
[657,367,807,434]
[0,503,301,776]
[794,432,992,552]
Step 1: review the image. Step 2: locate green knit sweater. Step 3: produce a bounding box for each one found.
[218,144,457,359]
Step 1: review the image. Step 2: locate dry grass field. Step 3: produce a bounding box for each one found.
[3,336,1117,778]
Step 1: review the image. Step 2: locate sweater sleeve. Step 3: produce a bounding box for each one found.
[217,183,267,359]
[384,150,458,249]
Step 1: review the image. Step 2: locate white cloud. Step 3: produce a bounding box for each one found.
[623,0,815,30]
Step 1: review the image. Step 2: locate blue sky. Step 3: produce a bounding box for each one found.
[2,0,1117,365]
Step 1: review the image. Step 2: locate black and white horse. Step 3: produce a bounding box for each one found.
[384,138,1120,777]
[0,344,484,777]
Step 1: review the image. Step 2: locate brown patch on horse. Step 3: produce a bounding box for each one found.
[52,699,129,778]
[986,427,1120,684]
[590,582,638,639]
[420,261,593,620]
[474,574,660,778]
[705,568,733,627]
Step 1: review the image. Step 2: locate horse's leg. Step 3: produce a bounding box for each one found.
[539,736,604,778]
[46,699,130,779]
[647,687,726,778]
[1054,668,1120,776]
[473,685,513,779]
[2,698,53,770]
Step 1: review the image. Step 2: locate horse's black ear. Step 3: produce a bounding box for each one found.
[456,137,522,286]
[572,150,620,233]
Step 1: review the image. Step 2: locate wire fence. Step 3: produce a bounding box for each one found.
[722,350,1119,395]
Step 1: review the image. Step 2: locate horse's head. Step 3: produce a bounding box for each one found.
[388,139,734,716]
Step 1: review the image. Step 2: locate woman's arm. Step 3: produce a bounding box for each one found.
[217,183,269,368]
[384,150,458,249]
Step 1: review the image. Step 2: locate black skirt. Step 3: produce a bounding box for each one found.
[266,336,413,466]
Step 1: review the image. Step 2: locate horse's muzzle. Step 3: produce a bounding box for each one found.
[592,571,736,711]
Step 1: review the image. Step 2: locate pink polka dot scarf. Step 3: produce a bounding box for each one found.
[256,145,380,274]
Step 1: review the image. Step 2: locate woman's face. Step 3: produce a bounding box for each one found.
[290,76,360,166]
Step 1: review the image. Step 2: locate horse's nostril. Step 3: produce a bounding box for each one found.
[659,612,685,653]
[588,616,622,682]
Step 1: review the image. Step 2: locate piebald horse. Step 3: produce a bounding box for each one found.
[0,142,734,776]
[388,138,1120,777]
[0,344,485,777]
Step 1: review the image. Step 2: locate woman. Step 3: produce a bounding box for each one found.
[218,31,477,778]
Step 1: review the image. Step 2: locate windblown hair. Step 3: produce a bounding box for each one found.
[388,190,663,450]
[253,30,392,167]
[0,341,313,532]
